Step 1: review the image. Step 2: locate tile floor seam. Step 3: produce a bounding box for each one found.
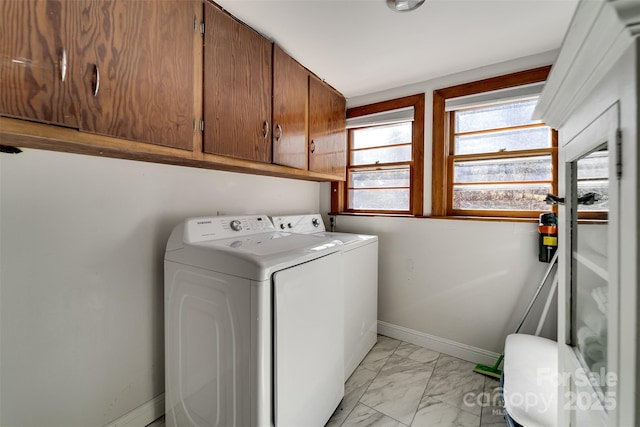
[415,393,483,426]
[360,366,380,376]
[410,352,440,427]
[479,377,489,426]
[358,401,409,427]
[359,350,432,427]
[409,353,443,427]
[337,367,379,427]
[405,375,432,427]
[341,355,388,427]
[455,375,487,418]
[416,352,442,402]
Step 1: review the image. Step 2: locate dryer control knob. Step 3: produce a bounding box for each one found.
[287,223,292,228]
[229,220,242,231]
[312,218,320,227]
[280,224,285,229]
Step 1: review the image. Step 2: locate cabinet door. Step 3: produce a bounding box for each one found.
[309,76,346,179]
[0,0,79,127]
[273,45,308,170]
[203,4,272,163]
[78,0,195,150]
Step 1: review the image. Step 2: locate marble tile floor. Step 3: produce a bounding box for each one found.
[325,335,506,427]
[147,335,507,427]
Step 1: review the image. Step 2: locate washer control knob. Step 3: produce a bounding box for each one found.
[229,220,242,231]
[312,218,320,227]
[280,223,285,230]
[287,223,292,229]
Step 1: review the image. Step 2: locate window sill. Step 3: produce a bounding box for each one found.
[331,212,537,222]
[330,212,606,225]
[329,212,416,218]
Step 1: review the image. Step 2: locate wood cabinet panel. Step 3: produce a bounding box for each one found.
[273,45,308,170]
[0,0,79,127]
[77,0,195,150]
[309,76,346,179]
[203,3,272,163]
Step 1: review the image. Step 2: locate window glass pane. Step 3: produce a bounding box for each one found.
[577,148,608,212]
[577,151,608,180]
[351,145,411,165]
[453,183,551,210]
[455,127,550,155]
[349,189,409,211]
[454,156,551,183]
[352,122,411,149]
[455,99,541,133]
[577,181,609,212]
[349,168,410,188]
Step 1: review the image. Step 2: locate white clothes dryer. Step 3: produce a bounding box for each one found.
[164,215,344,427]
[271,214,378,380]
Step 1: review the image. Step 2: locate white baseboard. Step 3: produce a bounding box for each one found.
[104,393,164,427]
[377,321,501,367]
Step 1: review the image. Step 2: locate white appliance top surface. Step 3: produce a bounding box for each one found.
[311,231,377,247]
[165,215,343,281]
[271,214,378,248]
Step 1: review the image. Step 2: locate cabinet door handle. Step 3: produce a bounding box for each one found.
[275,124,283,142]
[310,140,316,153]
[93,64,100,96]
[60,48,67,82]
[263,120,269,139]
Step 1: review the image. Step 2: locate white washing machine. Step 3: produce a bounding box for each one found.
[164,215,344,427]
[271,214,378,380]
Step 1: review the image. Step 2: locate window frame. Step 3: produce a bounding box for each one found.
[331,94,425,216]
[432,66,559,219]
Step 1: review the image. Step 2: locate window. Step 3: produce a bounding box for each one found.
[332,94,425,215]
[432,67,558,219]
[575,145,609,220]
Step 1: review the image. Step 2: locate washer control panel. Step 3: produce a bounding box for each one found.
[271,214,326,234]
[184,214,276,243]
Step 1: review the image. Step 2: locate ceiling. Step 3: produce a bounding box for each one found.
[213,0,579,100]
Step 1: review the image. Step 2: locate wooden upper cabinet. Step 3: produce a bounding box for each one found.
[309,76,346,179]
[0,0,79,127]
[77,0,196,150]
[272,45,308,170]
[203,3,272,163]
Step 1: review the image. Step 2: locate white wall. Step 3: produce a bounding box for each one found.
[321,50,567,358]
[331,215,558,353]
[0,149,320,427]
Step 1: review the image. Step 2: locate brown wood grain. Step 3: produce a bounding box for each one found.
[203,3,272,163]
[272,44,308,170]
[411,93,425,216]
[0,0,79,127]
[308,75,346,179]
[191,0,204,159]
[76,0,195,150]
[434,66,552,99]
[0,116,344,182]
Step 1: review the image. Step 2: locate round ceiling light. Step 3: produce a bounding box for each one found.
[386,0,425,12]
